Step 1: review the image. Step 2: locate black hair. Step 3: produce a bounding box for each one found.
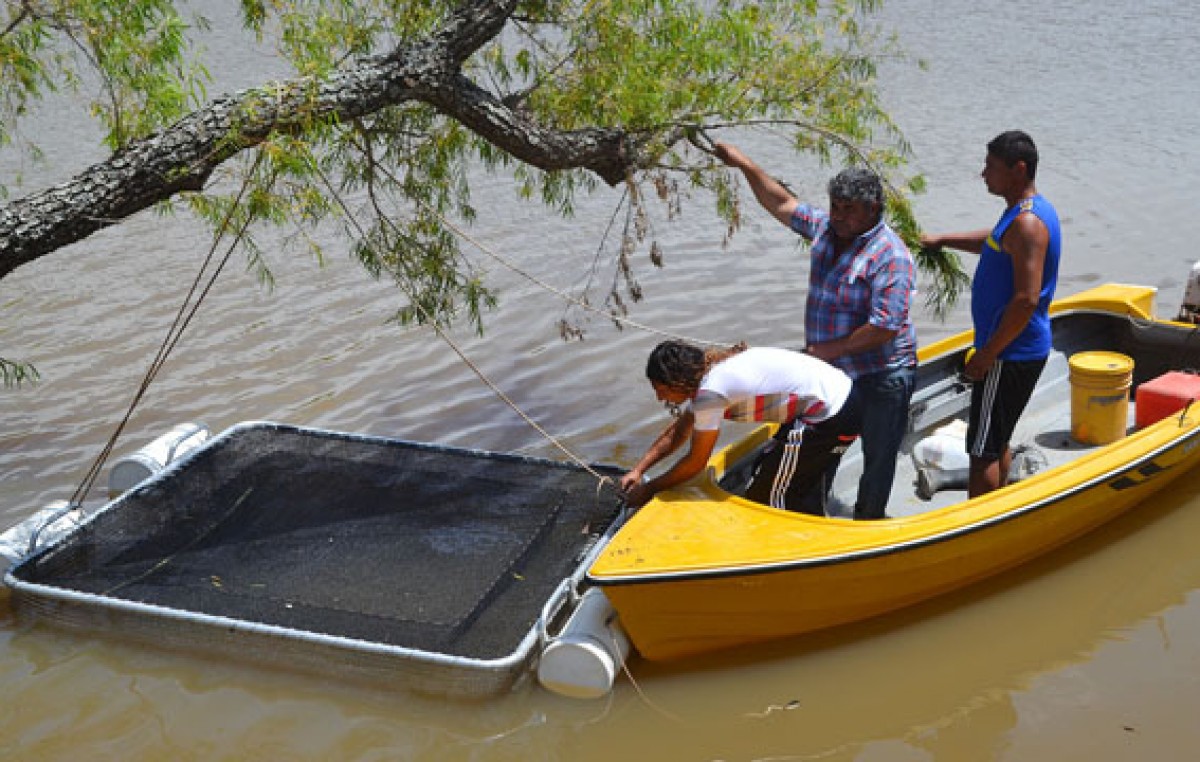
[646,340,706,393]
[987,130,1039,181]
[645,340,748,393]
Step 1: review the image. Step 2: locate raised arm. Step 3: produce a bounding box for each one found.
[714,142,800,227]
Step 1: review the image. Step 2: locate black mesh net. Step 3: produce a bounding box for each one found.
[14,423,622,662]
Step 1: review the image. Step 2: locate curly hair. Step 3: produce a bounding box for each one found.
[827,166,883,209]
[645,340,748,394]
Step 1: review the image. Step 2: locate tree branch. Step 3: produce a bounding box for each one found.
[0,0,643,282]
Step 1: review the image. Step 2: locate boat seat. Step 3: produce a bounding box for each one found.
[909,374,971,434]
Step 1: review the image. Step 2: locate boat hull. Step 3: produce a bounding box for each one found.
[600,423,1200,660]
[590,284,1200,661]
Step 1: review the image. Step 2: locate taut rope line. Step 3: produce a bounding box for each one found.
[311,166,620,492]
[418,197,727,348]
[64,160,262,511]
[29,156,266,551]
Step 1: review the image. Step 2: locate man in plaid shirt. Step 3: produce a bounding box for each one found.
[716,142,917,520]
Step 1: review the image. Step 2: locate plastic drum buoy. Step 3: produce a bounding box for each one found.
[538,588,631,699]
[108,423,210,497]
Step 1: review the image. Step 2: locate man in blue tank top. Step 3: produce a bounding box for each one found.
[922,130,1062,497]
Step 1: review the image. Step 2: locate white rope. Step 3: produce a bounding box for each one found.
[314,168,622,490]
[427,200,729,348]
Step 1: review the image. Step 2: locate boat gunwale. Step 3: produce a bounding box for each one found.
[589,419,1200,586]
[589,300,1200,587]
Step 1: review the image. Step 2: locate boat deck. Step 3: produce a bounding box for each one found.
[829,350,1122,518]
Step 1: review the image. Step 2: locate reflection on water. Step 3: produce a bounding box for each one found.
[4,0,1200,759]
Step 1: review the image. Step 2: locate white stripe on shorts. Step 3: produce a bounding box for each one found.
[769,425,805,509]
[971,359,1004,458]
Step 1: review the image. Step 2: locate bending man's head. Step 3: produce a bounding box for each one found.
[645,340,748,405]
[646,340,707,397]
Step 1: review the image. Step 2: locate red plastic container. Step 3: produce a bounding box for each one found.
[1135,371,1200,429]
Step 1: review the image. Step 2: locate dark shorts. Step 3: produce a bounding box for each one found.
[967,356,1047,461]
[744,386,863,516]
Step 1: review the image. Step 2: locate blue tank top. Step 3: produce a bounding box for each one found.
[970,194,1061,361]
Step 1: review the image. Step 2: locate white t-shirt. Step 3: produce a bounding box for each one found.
[690,347,853,432]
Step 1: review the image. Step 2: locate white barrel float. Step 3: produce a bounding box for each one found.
[108,422,210,498]
[538,587,631,699]
[1,500,84,580]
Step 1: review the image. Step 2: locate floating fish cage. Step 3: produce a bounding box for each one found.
[5,422,625,698]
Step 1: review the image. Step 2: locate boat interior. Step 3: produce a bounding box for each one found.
[721,308,1200,519]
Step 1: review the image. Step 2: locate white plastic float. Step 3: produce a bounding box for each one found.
[107,422,209,497]
[0,500,84,582]
[3,423,209,586]
[538,586,631,699]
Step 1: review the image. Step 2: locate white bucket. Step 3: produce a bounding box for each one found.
[537,587,631,699]
[108,423,210,498]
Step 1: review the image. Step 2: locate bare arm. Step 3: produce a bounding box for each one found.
[964,213,1049,379]
[920,229,991,254]
[714,142,800,227]
[807,323,898,363]
[620,410,694,493]
[620,410,720,508]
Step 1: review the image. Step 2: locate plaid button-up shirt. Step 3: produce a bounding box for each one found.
[791,203,918,379]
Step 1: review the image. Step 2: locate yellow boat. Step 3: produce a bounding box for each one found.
[588,284,1200,662]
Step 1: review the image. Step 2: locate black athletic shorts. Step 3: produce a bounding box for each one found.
[744,386,863,516]
[967,356,1047,461]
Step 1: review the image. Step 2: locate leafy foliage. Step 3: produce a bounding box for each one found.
[0,357,39,388]
[1,0,964,342]
[0,0,210,152]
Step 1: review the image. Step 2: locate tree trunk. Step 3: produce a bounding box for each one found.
[0,0,638,282]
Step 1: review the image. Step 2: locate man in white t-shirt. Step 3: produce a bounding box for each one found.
[620,340,862,515]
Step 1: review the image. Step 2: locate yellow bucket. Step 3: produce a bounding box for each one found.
[1069,351,1134,445]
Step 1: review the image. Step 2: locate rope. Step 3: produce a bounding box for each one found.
[311,166,623,493]
[423,198,727,348]
[339,149,735,492]
[57,149,724,517]
[58,156,263,516]
[425,317,619,490]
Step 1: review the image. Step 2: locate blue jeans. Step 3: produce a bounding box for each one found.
[852,366,916,519]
